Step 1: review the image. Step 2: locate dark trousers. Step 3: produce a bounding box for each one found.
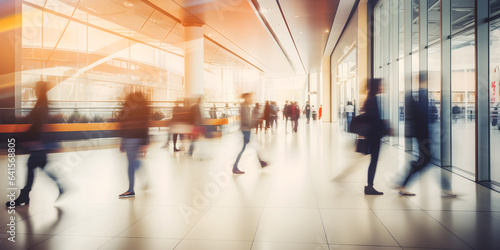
[401,138,431,187]
[346,113,353,132]
[367,135,381,186]
[233,131,251,170]
[24,150,48,191]
[293,118,298,132]
[173,134,178,148]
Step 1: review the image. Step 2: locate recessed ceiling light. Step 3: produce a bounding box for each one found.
[325,30,329,33]
[124,1,134,7]
[299,32,303,34]
[295,15,299,18]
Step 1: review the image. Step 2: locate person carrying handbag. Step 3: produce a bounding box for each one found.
[362,78,390,195]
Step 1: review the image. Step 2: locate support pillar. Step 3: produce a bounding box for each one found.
[404,0,413,152]
[321,56,331,122]
[184,25,204,97]
[476,0,490,181]
[441,0,452,167]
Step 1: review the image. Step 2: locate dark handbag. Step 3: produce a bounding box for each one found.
[356,138,370,154]
[350,113,370,136]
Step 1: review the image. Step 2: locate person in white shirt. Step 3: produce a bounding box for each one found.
[345,101,354,132]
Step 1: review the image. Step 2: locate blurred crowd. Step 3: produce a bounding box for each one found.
[5,79,455,207]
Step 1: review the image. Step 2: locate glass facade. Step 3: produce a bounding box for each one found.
[17,0,263,121]
[373,0,499,184]
[428,0,442,162]
[490,0,500,184]
[451,0,475,175]
[331,7,359,125]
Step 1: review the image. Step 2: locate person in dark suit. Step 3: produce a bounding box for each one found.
[6,81,64,206]
[395,96,456,197]
[364,78,387,195]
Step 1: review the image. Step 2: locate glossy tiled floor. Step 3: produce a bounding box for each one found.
[1,120,500,250]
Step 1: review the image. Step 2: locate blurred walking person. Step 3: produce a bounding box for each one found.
[305,101,311,124]
[187,96,204,157]
[284,101,291,132]
[263,101,271,133]
[169,100,191,152]
[345,101,354,132]
[394,96,456,197]
[272,101,279,129]
[118,91,150,198]
[283,101,289,120]
[364,79,389,195]
[252,103,263,134]
[290,102,300,133]
[6,81,64,206]
[233,93,268,174]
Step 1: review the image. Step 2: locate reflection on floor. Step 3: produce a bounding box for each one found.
[1,120,500,250]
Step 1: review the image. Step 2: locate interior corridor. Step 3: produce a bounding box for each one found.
[1,121,500,250]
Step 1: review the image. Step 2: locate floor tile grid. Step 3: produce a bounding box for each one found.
[91,207,160,250]
[347,189,405,248]
[331,139,405,249]
[172,132,274,248]
[419,209,475,249]
[357,157,472,249]
[17,204,117,250]
[297,131,400,250]
[383,145,492,248]
[300,159,331,250]
[241,165,274,250]
[23,234,56,250]
[364,168,475,250]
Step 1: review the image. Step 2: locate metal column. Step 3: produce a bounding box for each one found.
[391,0,400,145]
[441,0,452,167]
[419,0,429,124]
[476,0,490,181]
[404,0,413,152]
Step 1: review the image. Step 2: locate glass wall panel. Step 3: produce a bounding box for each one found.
[451,0,475,174]
[411,0,419,97]
[18,0,264,122]
[398,0,405,146]
[490,0,500,184]
[428,0,441,162]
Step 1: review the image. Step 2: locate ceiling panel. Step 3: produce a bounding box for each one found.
[275,0,339,73]
[148,0,295,76]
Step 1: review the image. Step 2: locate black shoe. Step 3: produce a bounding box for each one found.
[55,186,65,202]
[119,191,135,198]
[173,148,180,152]
[232,169,245,174]
[260,160,268,168]
[364,186,383,195]
[6,188,30,206]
